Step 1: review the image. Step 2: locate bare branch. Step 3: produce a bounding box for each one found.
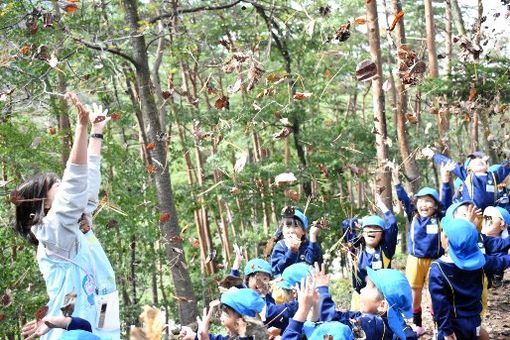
[71,36,138,66]
[148,0,242,24]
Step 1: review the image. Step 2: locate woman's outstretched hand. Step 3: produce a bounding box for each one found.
[65,93,89,125]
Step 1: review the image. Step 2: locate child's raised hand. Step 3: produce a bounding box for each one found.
[314,262,330,287]
[179,326,197,340]
[86,102,110,132]
[391,163,401,185]
[236,317,248,337]
[232,244,243,271]
[465,205,483,224]
[441,160,456,183]
[375,194,389,213]
[309,224,320,242]
[284,235,301,253]
[196,307,214,340]
[422,146,435,159]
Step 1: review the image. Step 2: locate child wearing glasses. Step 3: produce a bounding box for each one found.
[481,206,510,287]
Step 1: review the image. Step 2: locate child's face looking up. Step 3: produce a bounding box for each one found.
[468,157,487,173]
[416,196,437,218]
[362,226,383,249]
[247,272,271,296]
[481,214,505,237]
[359,278,385,314]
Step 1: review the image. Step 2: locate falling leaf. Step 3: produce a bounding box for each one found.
[388,11,405,32]
[273,127,292,140]
[275,111,282,119]
[468,87,477,101]
[1,289,12,307]
[61,1,78,13]
[406,113,418,124]
[26,20,38,35]
[319,6,331,17]
[252,102,262,111]
[356,60,378,81]
[146,164,157,174]
[285,189,300,202]
[335,22,351,42]
[146,143,155,151]
[279,117,291,126]
[247,62,264,91]
[20,45,31,56]
[205,249,217,264]
[424,122,433,134]
[215,95,229,110]
[274,172,297,185]
[160,213,170,222]
[266,72,287,83]
[48,127,57,135]
[161,91,172,99]
[324,69,332,78]
[256,88,276,99]
[110,112,121,121]
[228,77,243,94]
[230,186,240,195]
[234,153,248,173]
[93,116,106,124]
[409,61,426,75]
[382,79,392,92]
[377,186,386,195]
[293,92,312,100]
[0,313,5,321]
[35,306,48,321]
[188,237,200,248]
[353,18,367,25]
[319,163,329,177]
[48,54,58,68]
[60,291,76,317]
[172,247,183,254]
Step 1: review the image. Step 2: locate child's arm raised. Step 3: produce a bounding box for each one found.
[492,161,510,183]
[377,195,398,259]
[423,147,467,180]
[440,161,456,212]
[281,277,316,340]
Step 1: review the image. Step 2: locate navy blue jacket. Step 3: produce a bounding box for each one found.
[432,154,510,210]
[396,184,447,258]
[271,238,321,276]
[428,257,483,337]
[229,269,298,330]
[351,211,398,293]
[281,319,304,340]
[318,286,417,340]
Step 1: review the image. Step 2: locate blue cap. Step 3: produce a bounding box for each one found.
[442,219,486,270]
[443,200,473,225]
[489,164,501,172]
[415,187,439,203]
[59,330,101,340]
[244,258,272,277]
[361,215,385,229]
[366,268,413,340]
[278,262,312,290]
[454,178,463,192]
[484,206,510,226]
[303,321,354,340]
[294,209,309,230]
[220,288,265,317]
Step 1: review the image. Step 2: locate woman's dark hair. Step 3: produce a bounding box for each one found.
[12,173,60,246]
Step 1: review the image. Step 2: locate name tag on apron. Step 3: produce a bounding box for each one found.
[371,261,382,270]
[95,290,120,331]
[486,185,495,192]
[426,224,439,234]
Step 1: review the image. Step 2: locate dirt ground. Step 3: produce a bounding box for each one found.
[418,271,510,340]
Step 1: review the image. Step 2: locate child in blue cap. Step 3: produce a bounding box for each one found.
[315,263,417,340]
[274,262,314,304]
[423,147,510,211]
[228,256,299,331]
[271,206,322,276]
[481,206,510,287]
[180,288,265,340]
[281,276,354,340]
[341,195,398,310]
[428,219,486,340]
[393,163,453,336]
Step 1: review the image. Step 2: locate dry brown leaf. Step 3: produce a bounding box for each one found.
[469,87,477,101]
[215,95,229,110]
[293,92,312,100]
[285,189,300,202]
[406,113,418,124]
[388,11,405,32]
[324,68,332,78]
[273,127,293,140]
[20,45,31,56]
[146,164,157,174]
[356,60,378,81]
[335,22,351,42]
[353,17,367,25]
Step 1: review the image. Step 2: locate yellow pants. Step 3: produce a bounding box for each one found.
[405,255,434,289]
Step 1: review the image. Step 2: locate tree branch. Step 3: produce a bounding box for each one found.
[71,36,138,67]
[148,0,242,24]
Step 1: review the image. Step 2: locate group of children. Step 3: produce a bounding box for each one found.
[186,148,510,340]
[9,93,510,340]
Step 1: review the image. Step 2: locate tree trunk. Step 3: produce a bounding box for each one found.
[122,0,197,324]
[366,0,393,208]
[451,0,467,36]
[424,0,439,78]
[392,0,421,193]
[445,0,453,77]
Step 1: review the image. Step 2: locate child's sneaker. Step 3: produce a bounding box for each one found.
[411,325,426,337]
